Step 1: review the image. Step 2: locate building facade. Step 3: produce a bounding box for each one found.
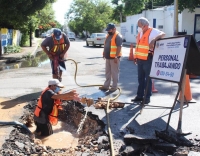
[121,6,200,43]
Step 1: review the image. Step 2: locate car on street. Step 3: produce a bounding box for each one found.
[67,32,76,41]
[86,33,106,47]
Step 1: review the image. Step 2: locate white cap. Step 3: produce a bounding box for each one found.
[48,79,64,88]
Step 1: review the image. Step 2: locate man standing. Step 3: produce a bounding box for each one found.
[41,28,70,82]
[132,17,165,104]
[34,79,80,136]
[99,23,123,92]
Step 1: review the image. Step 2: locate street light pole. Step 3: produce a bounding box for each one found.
[173,0,178,36]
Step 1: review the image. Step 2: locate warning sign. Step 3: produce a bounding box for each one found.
[150,37,189,82]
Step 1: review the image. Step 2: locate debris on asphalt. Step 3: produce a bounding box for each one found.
[1,100,200,155]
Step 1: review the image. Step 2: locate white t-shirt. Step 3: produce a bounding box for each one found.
[139,28,162,44]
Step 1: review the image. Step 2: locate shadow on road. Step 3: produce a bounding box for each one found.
[1,92,41,109]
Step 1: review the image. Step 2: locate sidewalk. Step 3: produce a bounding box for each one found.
[0,38,41,65]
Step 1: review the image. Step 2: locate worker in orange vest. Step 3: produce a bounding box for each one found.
[34,79,80,136]
[131,17,165,104]
[99,23,123,92]
[41,28,70,82]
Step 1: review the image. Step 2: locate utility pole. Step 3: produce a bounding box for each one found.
[120,12,122,23]
[173,0,178,36]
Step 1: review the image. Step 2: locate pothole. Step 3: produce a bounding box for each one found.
[0,100,110,156]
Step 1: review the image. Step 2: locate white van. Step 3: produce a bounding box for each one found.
[67,32,76,41]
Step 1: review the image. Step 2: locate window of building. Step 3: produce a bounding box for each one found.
[131,25,134,34]
[158,25,164,29]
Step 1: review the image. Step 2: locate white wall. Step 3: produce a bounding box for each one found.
[123,10,164,43]
[120,5,200,43]
[163,6,175,37]
[145,10,164,31]
[124,13,144,43]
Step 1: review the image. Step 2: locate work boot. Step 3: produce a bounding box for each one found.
[99,86,109,91]
[109,88,117,92]
[131,96,143,102]
[58,77,62,82]
[143,99,150,104]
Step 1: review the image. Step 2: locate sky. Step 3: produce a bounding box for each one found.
[53,0,73,25]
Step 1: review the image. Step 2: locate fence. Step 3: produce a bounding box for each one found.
[0,28,21,55]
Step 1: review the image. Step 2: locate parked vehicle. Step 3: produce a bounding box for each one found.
[67,32,76,41]
[86,33,106,47]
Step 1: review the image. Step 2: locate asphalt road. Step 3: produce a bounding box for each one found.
[1,39,200,151]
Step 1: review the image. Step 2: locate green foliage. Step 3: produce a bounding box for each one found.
[0,0,57,47]
[123,0,145,15]
[37,4,59,32]
[0,0,56,29]
[20,31,29,46]
[111,0,200,23]
[111,1,126,22]
[4,45,21,53]
[66,0,113,34]
[146,0,200,12]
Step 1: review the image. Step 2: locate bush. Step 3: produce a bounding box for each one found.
[20,32,29,46]
[4,45,21,53]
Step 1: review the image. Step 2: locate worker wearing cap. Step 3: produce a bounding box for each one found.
[41,28,70,82]
[99,23,123,92]
[34,79,80,136]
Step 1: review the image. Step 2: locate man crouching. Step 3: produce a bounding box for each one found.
[34,79,80,136]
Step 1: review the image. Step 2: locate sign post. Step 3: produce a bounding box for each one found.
[177,69,186,134]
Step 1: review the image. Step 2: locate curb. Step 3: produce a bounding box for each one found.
[30,42,40,57]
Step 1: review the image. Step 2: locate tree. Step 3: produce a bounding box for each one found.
[66,0,113,35]
[149,0,200,12]
[0,0,56,29]
[111,1,126,22]
[37,4,62,32]
[111,0,200,23]
[111,0,145,23]
[0,0,57,47]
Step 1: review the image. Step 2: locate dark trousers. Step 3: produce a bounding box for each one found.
[35,121,53,136]
[136,54,153,99]
[50,56,66,75]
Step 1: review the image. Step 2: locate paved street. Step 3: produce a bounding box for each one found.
[0,39,200,151]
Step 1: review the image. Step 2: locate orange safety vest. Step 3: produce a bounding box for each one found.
[104,31,122,58]
[34,87,62,126]
[134,28,152,60]
[50,34,66,55]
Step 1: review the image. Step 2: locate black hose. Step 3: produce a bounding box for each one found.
[0,121,31,134]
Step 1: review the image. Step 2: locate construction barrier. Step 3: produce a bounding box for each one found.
[178,75,196,103]
[128,43,134,61]
[152,79,158,93]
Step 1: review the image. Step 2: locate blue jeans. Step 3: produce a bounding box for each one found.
[136,54,153,99]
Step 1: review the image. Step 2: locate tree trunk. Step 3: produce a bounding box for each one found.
[29,28,32,47]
